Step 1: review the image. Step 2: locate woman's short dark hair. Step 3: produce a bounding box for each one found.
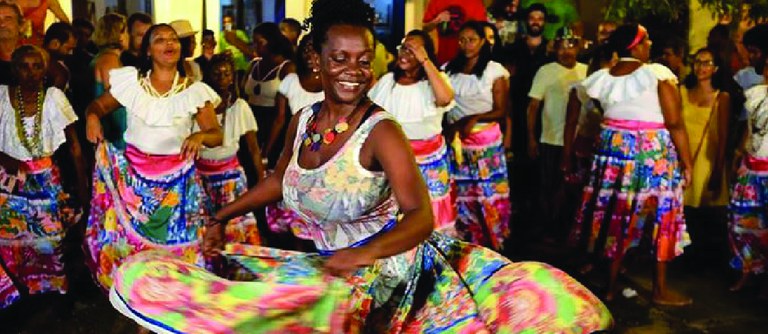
[252,22,294,59]
[391,30,437,82]
[303,0,376,54]
[444,21,493,78]
[609,23,644,58]
[138,24,186,77]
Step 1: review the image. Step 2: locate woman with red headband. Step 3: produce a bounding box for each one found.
[574,23,694,305]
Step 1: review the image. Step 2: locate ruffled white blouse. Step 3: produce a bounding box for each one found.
[581,63,677,123]
[368,72,455,140]
[195,98,258,161]
[445,61,509,124]
[0,86,77,161]
[278,73,324,115]
[745,85,768,158]
[109,67,221,155]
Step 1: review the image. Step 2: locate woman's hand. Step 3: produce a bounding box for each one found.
[403,39,429,65]
[86,113,103,144]
[181,132,205,160]
[323,247,376,278]
[459,116,478,138]
[203,221,226,258]
[681,165,692,189]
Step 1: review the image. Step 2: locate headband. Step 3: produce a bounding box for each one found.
[626,25,647,50]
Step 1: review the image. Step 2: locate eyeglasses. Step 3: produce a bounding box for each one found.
[693,60,715,68]
[458,37,481,45]
[396,45,413,56]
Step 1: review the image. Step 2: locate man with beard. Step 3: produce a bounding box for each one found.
[0,2,22,85]
[120,12,152,67]
[526,26,587,241]
[43,22,76,90]
[502,3,549,237]
[422,0,487,65]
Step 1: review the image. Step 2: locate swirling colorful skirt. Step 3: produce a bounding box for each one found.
[85,143,207,290]
[728,154,768,274]
[0,157,80,309]
[448,122,511,250]
[109,233,612,333]
[411,134,457,237]
[574,120,690,261]
[196,156,261,245]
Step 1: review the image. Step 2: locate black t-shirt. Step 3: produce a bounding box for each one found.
[0,60,12,86]
[194,55,211,78]
[120,51,142,68]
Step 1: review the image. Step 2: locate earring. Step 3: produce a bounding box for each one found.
[312,67,320,73]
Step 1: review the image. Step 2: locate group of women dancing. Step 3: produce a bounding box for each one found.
[0,0,615,332]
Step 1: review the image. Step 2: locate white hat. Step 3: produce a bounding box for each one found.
[169,19,197,38]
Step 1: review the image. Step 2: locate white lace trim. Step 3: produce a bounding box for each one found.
[582,63,677,105]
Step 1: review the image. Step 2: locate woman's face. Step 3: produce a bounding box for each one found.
[632,34,652,62]
[252,33,268,57]
[458,28,485,59]
[396,35,424,72]
[14,52,46,87]
[319,24,374,104]
[210,61,234,93]
[693,51,717,82]
[301,41,319,74]
[148,26,181,67]
[119,25,130,51]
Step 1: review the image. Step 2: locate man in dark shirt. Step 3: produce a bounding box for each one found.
[0,2,23,85]
[120,12,152,67]
[194,29,216,77]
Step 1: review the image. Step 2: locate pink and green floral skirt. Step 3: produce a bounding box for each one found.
[85,143,207,290]
[574,122,690,261]
[109,233,612,333]
[0,157,80,309]
[411,134,457,237]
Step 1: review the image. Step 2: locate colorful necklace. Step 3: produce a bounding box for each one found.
[13,85,44,156]
[302,101,367,151]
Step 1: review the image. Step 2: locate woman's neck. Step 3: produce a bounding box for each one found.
[695,79,714,93]
[464,56,479,73]
[151,64,177,81]
[323,98,363,120]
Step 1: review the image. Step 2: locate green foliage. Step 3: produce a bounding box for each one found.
[602,0,768,22]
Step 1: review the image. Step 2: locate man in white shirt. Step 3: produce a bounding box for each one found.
[734,24,768,91]
[526,26,588,240]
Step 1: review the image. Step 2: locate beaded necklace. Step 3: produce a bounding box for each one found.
[140,70,187,98]
[13,85,44,156]
[302,100,368,151]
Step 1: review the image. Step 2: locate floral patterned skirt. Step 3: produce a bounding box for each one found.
[85,143,207,290]
[197,157,261,245]
[411,135,457,237]
[574,122,690,261]
[109,233,612,333]
[449,123,511,250]
[728,155,768,274]
[0,157,80,309]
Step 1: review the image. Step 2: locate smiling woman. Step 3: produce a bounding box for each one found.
[105,1,612,333]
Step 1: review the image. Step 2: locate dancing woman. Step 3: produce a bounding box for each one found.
[107,1,612,333]
[196,53,263,246]
[444,20,511,250]
[84,24,222,290]
[368,29,457,236]
[575,24,693,305]
[0,45,86,309]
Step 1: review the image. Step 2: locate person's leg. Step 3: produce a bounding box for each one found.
[652,260,693,305]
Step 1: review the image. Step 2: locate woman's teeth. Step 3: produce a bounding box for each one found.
[339,81,360,89]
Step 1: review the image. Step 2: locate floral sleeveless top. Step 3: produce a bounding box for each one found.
[282,103,400,252]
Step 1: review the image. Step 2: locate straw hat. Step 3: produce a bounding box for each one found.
[169,19,198,38]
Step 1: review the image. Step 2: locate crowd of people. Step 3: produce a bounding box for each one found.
[0,0,767,332]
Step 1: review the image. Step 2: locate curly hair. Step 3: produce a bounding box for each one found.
[303,0,376,53]
[203,52,239,99]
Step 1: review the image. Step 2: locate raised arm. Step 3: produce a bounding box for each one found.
[405,40,453,106]
[659,80,692,187]
[323,120,434,277]
[48,0,71,23]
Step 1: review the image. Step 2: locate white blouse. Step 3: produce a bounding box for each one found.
[445,61,509,124]
[745,85,768,158]
[581,63,677,123]
[277,73,324,114]
[368,72,455,140]
[109,67,221,155]
[0,86,77,161]
[196,98,258,161]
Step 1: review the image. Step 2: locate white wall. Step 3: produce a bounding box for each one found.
[153,0,205,57]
